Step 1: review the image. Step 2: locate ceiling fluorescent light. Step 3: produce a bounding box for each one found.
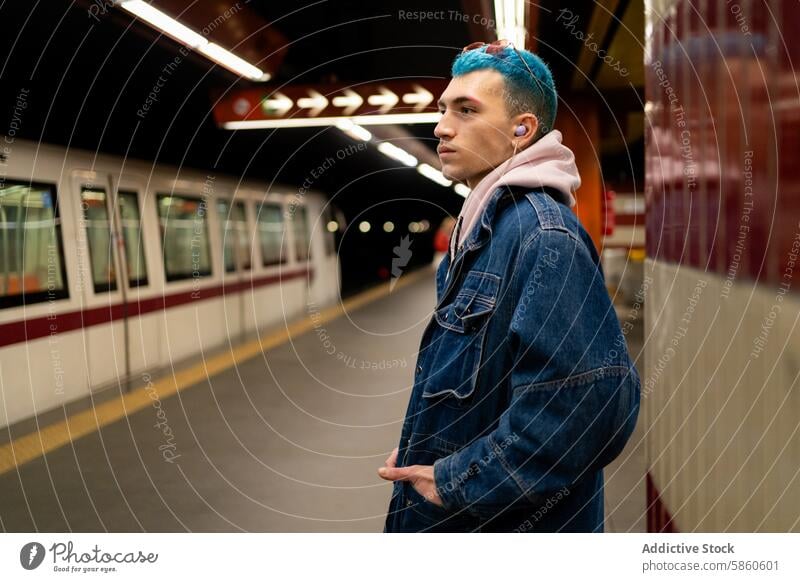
[494,0,527,48]
[119,0,267,81]
[417,163,452,187]
[120,0,207,48]
[199,43,269,81]
[377,142,418,167]
[222,112,441,130]
[335,119,372,141]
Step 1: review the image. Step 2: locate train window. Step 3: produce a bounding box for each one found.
[257,202,286,266]
[292,205,311,262]
[0,180,69,309]
[157,194,212,282]
[217,199,251,273]
[81,187,117,293]
[118,191,148,287]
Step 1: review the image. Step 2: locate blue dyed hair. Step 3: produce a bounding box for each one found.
[451,44,557,141]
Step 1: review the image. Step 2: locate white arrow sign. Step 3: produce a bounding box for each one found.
[261,92,293,116]
[332,89,364,115]
[402,85,434,112]
[297,90,329,117]
[367,87,399,114]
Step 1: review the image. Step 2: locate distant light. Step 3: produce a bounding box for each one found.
[119,0,269,81]
[359,221,371,233]
[408,222,420,233]
[454,183,471,197]
[419,219,430,232]
[383,221,395,233]
[223,112,441,130]
[377,142,418,167]
[326,220,339,232]
[417,163,452,187]
[336,119,372,142]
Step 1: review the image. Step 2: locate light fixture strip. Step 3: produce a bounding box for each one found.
[223,112,441,130]
[493,0,527,48]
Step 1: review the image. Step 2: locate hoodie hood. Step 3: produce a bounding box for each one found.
[449,129,581,260]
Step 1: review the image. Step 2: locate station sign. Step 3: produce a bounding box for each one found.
[212,80,449,129]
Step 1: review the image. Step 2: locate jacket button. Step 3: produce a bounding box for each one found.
[406,499,413,507]
[443,313,448,320]
[416,365,422,374]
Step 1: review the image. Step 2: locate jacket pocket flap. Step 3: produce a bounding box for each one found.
[434,271,500,333]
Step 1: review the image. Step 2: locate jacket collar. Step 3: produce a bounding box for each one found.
[454,185,515,261]
[450,184,568,270]
[439,185,522,301]
[441,185,518,301]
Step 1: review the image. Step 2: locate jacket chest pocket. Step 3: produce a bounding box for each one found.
[420,271,501,406]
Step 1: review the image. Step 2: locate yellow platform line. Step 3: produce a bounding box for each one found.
[0,268,430,475]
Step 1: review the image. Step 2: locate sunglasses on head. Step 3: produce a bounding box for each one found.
[462,39,515,55]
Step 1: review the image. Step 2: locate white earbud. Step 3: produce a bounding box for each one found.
[514,124,526,136]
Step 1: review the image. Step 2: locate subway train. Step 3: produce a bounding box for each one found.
[0,138,340,429]
[643,0,799,531]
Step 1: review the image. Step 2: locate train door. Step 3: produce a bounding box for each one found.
[70,170,127,391]
[70,170,151,391]
[216,195,252,342]
[114,177,158,380]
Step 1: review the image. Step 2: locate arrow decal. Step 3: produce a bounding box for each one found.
[367,86,399,114]
[261,92,293,116]
[332,89,364,115]
[402,85,434,112]
[297,90,329,116]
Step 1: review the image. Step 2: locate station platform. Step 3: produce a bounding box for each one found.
[0,264,645,532]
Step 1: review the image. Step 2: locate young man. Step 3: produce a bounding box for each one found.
[378,40,641,532]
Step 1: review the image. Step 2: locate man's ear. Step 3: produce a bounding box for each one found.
[514,113,540,148]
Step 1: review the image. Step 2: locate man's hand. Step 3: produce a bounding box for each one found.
[378,447,444,507]
[384,446,398,469]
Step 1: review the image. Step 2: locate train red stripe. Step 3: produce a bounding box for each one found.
[0,268,312,348]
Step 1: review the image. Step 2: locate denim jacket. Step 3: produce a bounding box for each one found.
[383,186,640,532]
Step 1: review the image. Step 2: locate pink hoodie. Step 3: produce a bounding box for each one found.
[449,129,582,260]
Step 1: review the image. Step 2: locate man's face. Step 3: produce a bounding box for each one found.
[434,69,516,188]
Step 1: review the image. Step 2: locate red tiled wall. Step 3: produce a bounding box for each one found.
[646,0,798,285]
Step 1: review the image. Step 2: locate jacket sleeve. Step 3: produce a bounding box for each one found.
[433,229,640,517]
